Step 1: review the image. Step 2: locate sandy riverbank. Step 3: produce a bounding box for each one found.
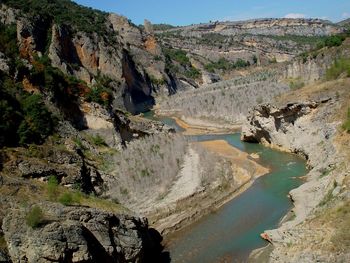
[199,140,269,181]
[173,117,240,135]
[148,140,269,235]
[154,108,240,135]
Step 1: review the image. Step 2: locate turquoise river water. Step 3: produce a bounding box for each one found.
[143,112,308,262]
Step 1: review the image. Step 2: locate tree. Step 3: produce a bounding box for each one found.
[17,94,55,145]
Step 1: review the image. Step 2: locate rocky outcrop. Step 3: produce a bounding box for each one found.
[157,18,345,69]
[12,144,103,195]
[81,102,122,148]
[0,4,177,114]
[161,19,343,37]
[114,110,175,143]
[2,203,164,263]
[241,95,350,262]
[241,99,336,167]
[282,38,350,83]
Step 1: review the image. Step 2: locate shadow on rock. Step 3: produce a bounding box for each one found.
[143,228,171,263]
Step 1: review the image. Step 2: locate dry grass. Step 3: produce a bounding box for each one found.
[330,201,350,252]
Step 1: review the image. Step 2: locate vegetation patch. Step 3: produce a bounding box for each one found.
[342,108,350,133]
[3,0,108,34]
[152,24,176,31]
[0,74,56,147]
[330,201,350,252]
[163,47,201,79]
[164,48,190,65]
[86,134,107,147]
[58,192,74,206]
[288,78,305,90]
[204,58,251,73]
[17,94,55,145]
[149,75,166,86]
[325,58,350,80]
[85,85,112,107]
[47,176,59,201]
[26,206,44,228]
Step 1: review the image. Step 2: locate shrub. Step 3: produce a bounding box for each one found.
[204,58,250,73]
[47,175,59,201]
[149,75,166,86]
[184,67,201,79]
[3,0,108,35]
[342,108,350,133]
[58,192,74,206]
[163,48,190,65]
[0,23,18,60]
[324,35,345,48]
[0,95,22,147]
[89,134,107,147]
[17,94,55,145]
[73,137,86,150]
[289,78,305,90]
[26,206,44,228]
[85,85,112,107]
[325,58,350,80]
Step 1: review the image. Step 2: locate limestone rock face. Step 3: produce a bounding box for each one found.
[114,110,175,143]
[157,18,344,69]
[241,100,336,168]
[0,4,173,113]
[10,144,103,194]
[2,204,161,263]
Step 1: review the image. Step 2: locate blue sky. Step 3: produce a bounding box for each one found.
[74,0,350,26]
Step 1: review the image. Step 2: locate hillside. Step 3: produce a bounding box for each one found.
[156,18,346,83]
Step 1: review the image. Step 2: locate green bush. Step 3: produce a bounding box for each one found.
[184,67,201,79]
[58,192,73,206]
[289,79,305,90]
[0,69,56,148]
[342,108,350,133]
[205,58,250,73]
[325,58,350,80]
[0,94,22,147]
[85,85,112,107]
[163,48,190,65]
[89,134,107,147]
[3,0,108,35]
[17,94,55,145]
[324,35,345,48]
[149,75,166,86]
[47,176,59,201]
[0,23,18,63]
[26,206,44,228]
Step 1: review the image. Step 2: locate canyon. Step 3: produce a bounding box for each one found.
[0,0,350,262]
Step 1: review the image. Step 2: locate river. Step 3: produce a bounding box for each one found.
[143,112,308,262]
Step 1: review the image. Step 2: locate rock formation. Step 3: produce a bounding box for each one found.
[3,203,164,263]
[241,79,350,262]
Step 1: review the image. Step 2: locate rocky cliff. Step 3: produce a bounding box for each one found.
[0,1,349,262]
[242,78,350,262]
[156,18,345,82]
[2,203,163,263]
[0,1,180,114]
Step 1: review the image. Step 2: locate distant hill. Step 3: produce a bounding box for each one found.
[338,18,350,28]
